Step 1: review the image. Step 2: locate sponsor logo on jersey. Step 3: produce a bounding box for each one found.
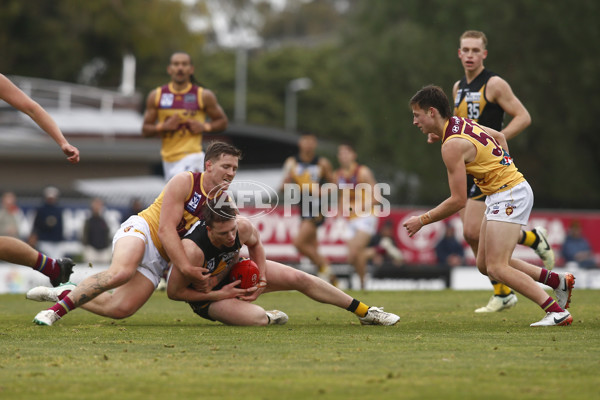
[160,93,174,107]
[465,92,481,102]
[206,251,239,274]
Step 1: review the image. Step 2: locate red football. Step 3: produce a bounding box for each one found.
[228,259,260,289]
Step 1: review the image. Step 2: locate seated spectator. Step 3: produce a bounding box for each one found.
[367,220,404,269]
[562,221,597,269]
[435,224,465,268]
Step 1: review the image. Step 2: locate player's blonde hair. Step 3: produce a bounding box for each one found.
[459,30,488,49]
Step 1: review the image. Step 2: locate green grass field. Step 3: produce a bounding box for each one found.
[1,289,598,400]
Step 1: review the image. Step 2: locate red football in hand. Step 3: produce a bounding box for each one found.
[229,259,259,289]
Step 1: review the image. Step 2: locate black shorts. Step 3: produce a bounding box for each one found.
[187,279,228,322]
[467,175,486,202]
[298,201,325,227]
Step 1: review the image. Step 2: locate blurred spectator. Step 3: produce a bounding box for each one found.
[562,221,597,269]
[0,191,24,238]
[82,197,112,265]
[28,186,65,258]
[121,197,145,223]
[367,220,404,270]
[435,224,465,268]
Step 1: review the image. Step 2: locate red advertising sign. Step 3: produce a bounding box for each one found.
[239,207,600,267]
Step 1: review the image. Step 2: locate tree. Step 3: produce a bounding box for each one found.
[0,0,203,94]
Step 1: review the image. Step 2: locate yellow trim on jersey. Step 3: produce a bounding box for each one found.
[168,82,193,94]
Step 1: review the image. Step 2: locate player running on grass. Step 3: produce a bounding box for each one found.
[405,85,574,327]
[452,30,554,313]
[166,201,399,326]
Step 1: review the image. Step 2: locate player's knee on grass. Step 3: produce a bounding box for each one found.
[211,301,269,326]
[103,301,139,319]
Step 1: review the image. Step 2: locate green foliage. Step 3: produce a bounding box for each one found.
[0,0,202,91]
[1,290,599,399]
[338,0,600,207]
[1,0,598,207]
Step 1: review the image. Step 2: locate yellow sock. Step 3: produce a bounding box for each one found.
[492,281,513,296]
[347,299,370,317]
[520,230,537,247]
[354,302,370,318]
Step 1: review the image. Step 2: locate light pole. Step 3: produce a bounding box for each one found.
[285,77,312,131]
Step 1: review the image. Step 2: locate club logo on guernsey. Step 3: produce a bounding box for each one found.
[500,150,514,166]
[186,192,202,213]
[206,252,238,275]
[160,93,174,107]
[184,93,197,103]
[454,90,463,107]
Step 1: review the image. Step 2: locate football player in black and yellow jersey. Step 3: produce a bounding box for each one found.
[281,133,337,285]
[453,31,555,313]
[167,202,400,326]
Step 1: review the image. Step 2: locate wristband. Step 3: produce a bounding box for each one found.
[419,211,433,226]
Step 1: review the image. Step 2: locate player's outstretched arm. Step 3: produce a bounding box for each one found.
[0,74,80,163]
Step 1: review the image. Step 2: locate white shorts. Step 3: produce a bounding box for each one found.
[344,215,378,239]
[163,152,205,181]
[484,181,533,226]
[113,215,169,287]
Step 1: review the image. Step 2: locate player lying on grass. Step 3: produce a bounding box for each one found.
[166,201,400,326]
[27,201,400,326]
[28,142,243,326]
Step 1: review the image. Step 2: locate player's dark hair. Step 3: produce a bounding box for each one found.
[202,200,237,227]
[204,141,243,164]
[409,85,452,119]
